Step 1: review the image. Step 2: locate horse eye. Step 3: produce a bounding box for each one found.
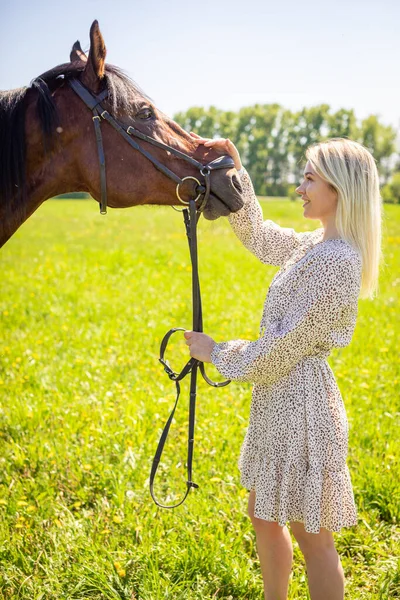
[137,108,153,120]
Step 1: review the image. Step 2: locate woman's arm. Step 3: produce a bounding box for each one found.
[189,133,320,267]
[228,168,320,267]
[210,250,362,386]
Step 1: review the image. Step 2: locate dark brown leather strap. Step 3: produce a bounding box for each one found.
[150,200,230,509]
[91,108,107,214]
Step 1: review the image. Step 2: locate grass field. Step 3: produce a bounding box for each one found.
[0,197,399,599]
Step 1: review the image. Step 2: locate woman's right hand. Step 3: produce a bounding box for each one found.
[189,132,243,172]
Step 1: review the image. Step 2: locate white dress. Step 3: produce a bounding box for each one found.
[210,168,362,534]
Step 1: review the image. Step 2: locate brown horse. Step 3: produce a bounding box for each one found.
[0,20,244,248]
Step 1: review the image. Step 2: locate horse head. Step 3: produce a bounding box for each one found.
[0,20,245,247]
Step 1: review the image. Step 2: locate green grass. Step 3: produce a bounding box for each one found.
[0,198,399,599]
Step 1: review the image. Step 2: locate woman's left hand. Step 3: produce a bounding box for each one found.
[184,331,216,363]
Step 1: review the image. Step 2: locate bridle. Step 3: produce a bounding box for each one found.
[67,78,235,215]
[68,78,232,508]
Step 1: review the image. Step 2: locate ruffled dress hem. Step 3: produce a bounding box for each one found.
[239,452,358,534]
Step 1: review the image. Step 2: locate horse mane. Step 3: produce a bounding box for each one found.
[0,87,30,215]
[0,62,152,217]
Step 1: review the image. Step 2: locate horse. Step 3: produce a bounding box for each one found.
[0,20,244,248]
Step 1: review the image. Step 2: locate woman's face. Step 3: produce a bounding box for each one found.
[295,161,338,221]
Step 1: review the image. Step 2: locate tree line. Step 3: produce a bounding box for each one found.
[174,104,400,202]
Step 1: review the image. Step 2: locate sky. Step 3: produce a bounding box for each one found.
[1,0,399,133]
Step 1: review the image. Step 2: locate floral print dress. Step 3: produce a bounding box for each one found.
[210,168,362,534]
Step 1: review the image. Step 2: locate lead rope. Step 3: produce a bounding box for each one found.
[149,199,231,508]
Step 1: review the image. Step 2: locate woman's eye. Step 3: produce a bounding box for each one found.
[137,108,153,120]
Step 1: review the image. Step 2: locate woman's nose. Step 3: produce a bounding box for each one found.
[295,185,303,195]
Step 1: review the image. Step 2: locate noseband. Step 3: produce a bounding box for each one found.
[68,78,233,508]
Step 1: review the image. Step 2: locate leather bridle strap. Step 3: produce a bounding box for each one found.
[91,107,108,214]
[68,82,108,213]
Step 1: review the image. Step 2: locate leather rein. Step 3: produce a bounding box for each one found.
[68,78,232,508]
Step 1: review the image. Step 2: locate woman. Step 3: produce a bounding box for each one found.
[184,134,382,600]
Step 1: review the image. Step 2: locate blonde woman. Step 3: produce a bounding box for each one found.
[184,135,382,600]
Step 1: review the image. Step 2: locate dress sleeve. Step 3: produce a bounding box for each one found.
[210,250,362,386]
[229,168,322,267]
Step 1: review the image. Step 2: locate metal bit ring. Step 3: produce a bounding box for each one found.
[176,176,202,205]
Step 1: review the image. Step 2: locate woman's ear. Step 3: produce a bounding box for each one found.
[328,181,338,197]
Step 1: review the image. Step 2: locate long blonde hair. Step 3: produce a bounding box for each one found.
[305,137,383,299]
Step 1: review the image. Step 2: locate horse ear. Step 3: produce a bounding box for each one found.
[70,41,88,63]
[81,20,107,90]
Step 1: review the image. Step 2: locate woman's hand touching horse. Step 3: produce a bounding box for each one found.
[184,331,216,363]
[189,132,242,172]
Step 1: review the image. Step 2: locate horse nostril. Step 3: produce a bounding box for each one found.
[232,174,242,194]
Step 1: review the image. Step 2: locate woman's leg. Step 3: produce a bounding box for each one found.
[248,490,293,600]
[290,521,344,600]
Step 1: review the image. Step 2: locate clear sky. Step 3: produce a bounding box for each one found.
[1,0,399,133]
